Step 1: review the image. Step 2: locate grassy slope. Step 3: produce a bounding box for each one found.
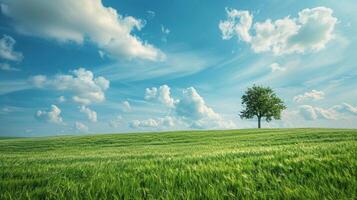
[0,128,356,199]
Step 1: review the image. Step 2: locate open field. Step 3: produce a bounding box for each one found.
[0,128,356,199]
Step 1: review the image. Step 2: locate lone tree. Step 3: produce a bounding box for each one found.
[240,85,286,128]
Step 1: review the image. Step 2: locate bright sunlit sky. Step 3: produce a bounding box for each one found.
[0,0,356,136]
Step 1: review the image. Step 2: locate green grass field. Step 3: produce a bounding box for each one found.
[0,128,356,199]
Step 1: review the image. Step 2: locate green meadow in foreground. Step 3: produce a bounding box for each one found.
[0,129,356,199]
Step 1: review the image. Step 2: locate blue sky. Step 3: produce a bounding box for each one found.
[0,0,356,136]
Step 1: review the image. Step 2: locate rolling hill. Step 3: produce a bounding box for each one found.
[0,128,356,199]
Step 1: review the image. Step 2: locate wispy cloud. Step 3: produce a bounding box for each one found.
[0,63,20,71]
[0,35,23,61]
[0,79,31,95]
[95,48,222,82]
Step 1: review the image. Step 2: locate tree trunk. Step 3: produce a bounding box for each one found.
[258,116,261,128]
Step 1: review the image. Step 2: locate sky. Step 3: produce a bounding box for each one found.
[0,0,356,136]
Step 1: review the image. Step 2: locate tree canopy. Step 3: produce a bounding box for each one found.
[240,85,286,128]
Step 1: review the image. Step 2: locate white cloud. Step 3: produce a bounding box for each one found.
[1,0,164,61]
[144,85,236,129]
[145,85,176,107]
[109,115,122,128]
[58,96,66,103]
[251,17,300,54]
[299,105,318,120]
[0,105,24,114]
[299,103,357,121]
[175,87,235,129]
[219,7,337,55]
[121,101,132,112]
[98,50,105,59]
[79,105,97,122]
[129,116,175,129]
[130,118,159,129]
[0,35,23,61]
[161,25,170,34]
[146,10,155,20]
[0,63,20,71]
[75,121,88,132]
[331,103,357,116]
[160,116,175,127]
[299,105,337,120]
[161,25,170,42]
[288,7,337,52]
[269,62,286,72]
[175,87,220,121]
[30,68,109,105]
[293,90,325,103]
[145,87,157,100]
[0,79,31,95]
[29,75,47,88]
[219,9,252,42]
[96,49,219,82]
[35,105,63,124]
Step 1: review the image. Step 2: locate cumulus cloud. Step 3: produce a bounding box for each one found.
[299,105,337,120]
[129,116,175,129]
[298,103,357,120]
[0,35,23,61]
[75,121,88,132]
[269,63,285,72]
[219,7,337,55]
[250,17,299,54]
[0,63,19,71]
[109,115,122,128]
[288,7,337,52]
[219,9,252,42]
[144,85,236,129]
[145,85,176,107]
[30,68,109,105]
[145,87,157,100]
[1,0,164,61]
[293,90,325,103]
[79,105,97,122]
[299,105,317,120]
[35,105,63,124]
[175,87,235,129]
[160,116,175,127]
[175,87,220,121]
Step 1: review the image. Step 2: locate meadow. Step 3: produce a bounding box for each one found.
[0,128,356,199]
